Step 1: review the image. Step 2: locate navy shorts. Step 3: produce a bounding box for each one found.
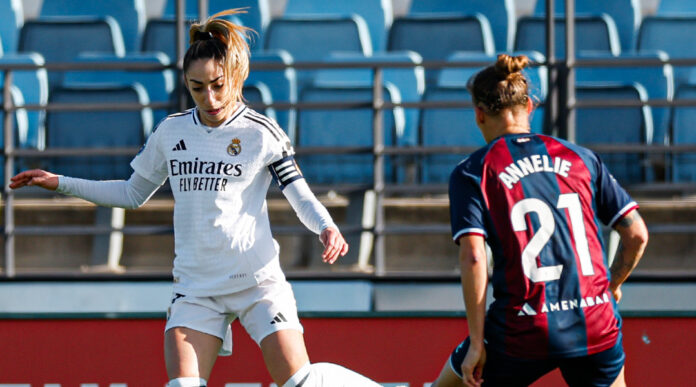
[449,335,625,387]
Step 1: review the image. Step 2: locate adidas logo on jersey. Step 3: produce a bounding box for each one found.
[270,312,288,325]
[518,303,538,316]
[172,139,187,151]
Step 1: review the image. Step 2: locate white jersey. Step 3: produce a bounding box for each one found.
[131,104,295,296]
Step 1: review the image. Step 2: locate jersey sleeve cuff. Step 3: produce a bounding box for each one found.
[453,227,487,243]
[608,201,639,228]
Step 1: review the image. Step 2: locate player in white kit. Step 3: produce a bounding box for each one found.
[10,9,380,387]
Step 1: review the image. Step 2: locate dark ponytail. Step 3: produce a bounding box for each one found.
[470,54,530,114]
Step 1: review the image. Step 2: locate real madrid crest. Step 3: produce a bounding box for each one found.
[227,138,242,156]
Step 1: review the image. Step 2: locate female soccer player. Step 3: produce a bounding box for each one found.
[10,9,379,387]
[432,54,648,387]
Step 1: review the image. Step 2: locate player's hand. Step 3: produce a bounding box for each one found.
[319,226,349,264]
[610,285,623,303]
[9,169,59,191]
[460,344,486,387]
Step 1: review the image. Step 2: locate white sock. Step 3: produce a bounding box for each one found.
[167,377,207,387]
[283,362,380,387]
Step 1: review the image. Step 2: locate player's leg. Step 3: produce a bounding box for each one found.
[281,362,381,387]
[610,366,626,387]
[431,354,464,387]
[259,329,310,384]
[558,335,625,387]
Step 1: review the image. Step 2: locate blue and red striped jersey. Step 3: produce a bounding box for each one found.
[449,133,638,359]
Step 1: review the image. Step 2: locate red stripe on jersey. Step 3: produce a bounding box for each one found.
[482,138,549,358]
[541,136,619,354]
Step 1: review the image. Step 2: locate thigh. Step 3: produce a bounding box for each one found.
[260,329,310,385]
[165,326,222,380]
[559,337,626,387]
[449,338,556,387]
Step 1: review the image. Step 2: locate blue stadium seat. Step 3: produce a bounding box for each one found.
[637,16,696,87]
[576,51,674,147]
[162,0,270,51]
[419,86,486,183]
[313,51,425,147]
[575,83,653,185]
[0,86,30,184]
[243,80,276,123]
[296,85,404,184]
[0,0,23,53]
[44,84,153,180]
[264,15,372,93]
[514,15,621,57]
[283,0,392,52]
[408,0,516,52]
[0,53,49,149]
[533,0,641,52]
[671,85,696,182]
[388,15,494,86]
[63,52,174,125]
[40,0,145,53]
[437,50,547,134]
[18,17,126,89]
[657,0,696,15]
[247,50,296,141]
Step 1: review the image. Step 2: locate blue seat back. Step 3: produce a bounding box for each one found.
[533,0,641,52]
[0,0,23,53]
[284,0,392,52]
[388,15,494,86]
[575,84,653,185]
[637,16,696,87]
[576,51,674,147]
[63,52,174,124]
[419,86,486,183]
[408,0,516,52]
[40,0,145,53]
[297,85,404,184]
[265,15,372,93]
[18,17,126,89]
[671,85,696,182]
[657,0,696,14]
[515,15,621,57]
[0,53,49,149]
[247,50,296,141]
[162,0,270,50]
[313,51,425,147]
[45,84,152,180]
[243,81,276,123]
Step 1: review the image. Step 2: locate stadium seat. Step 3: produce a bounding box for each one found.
[0,52,49,150]
[296,85,404,184]
[575,83,653,185]
[44,84,153,180]
[514,15,621,57]
[671,85,696,182]
[162,0,270,51]
[283,0,392,52]
[408,0,516,53]
[576,51,674,147]
[0,0,23,53]
[40,0,145,53]
[313,51,425,148]
[437,50,547,134]
[264,15,372,94]
[247,50,297,141]
[63,52,174,125]
[533,0,641,52]
[18,17,126,90]
[243,80,276,123]
[637,16,696,87]
[657,0,696,15]
[419,86,486,183]
[387,15,494,86]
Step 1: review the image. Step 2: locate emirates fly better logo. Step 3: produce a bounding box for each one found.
[227,138,242,156]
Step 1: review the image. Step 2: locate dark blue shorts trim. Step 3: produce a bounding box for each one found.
[449,335,625,387]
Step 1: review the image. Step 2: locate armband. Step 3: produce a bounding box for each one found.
[269,155,303,190]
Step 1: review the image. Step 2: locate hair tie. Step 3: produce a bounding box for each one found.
[195,30,214,41]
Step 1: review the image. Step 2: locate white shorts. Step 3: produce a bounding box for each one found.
[165,273,304,356]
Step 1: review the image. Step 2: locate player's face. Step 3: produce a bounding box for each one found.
[185,58,232,127]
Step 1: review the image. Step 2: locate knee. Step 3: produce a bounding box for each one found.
[167,377,207,387]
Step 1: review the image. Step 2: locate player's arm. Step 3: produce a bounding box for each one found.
[458,234,488,386]
[609,209,648,302]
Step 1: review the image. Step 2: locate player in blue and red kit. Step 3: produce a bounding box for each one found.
[432,54,649,387]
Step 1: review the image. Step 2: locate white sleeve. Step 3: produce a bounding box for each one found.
[282,178,338,235]
[56,172,161,209]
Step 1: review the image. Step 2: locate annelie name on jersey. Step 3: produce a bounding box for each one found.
[170,158,243,192]
[498,154,572,189]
